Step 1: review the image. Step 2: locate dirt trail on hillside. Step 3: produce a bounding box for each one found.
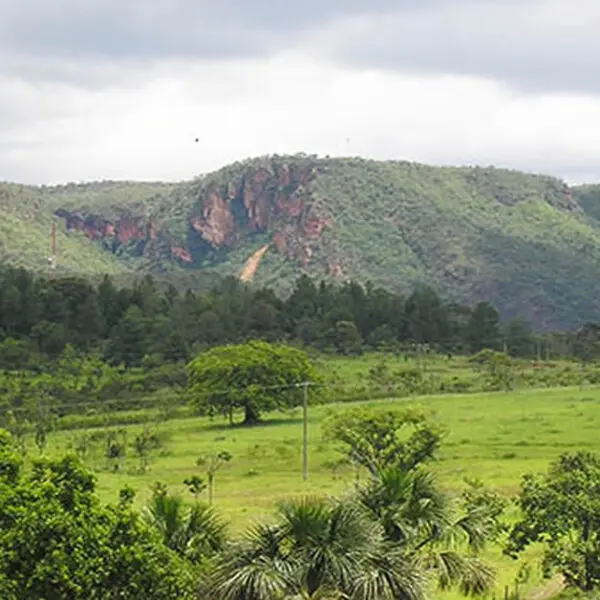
[240,245,269,283]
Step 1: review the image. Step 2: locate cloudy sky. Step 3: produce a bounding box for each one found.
[1,0,599,185]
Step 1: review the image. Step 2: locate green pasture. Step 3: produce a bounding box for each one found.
[40,381,600,600]
[49,384,600,521]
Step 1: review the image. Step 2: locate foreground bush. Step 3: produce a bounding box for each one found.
[0,430,196,599]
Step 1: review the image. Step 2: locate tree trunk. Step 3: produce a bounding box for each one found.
[243,403,260,426]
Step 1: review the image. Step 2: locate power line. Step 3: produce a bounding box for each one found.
[0,380,326,417]
[1,379,324,483]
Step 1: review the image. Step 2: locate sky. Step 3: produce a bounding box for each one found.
[1,0,600,185]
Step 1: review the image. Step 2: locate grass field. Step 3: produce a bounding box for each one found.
[41,381,600,600]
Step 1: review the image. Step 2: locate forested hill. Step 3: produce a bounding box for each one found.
[3,155,600,329]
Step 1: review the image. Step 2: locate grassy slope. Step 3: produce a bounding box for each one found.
[0,181,178,275]
[4,157,600,327]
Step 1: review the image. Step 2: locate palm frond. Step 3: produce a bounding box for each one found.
[215,555,292,600]
[349,545,428,600]
[424,550,495,596]
[186,501,228,557]
[142,490,187,550]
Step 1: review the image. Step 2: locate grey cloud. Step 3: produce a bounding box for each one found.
[0,0,400,64]
[2,0,570,95]
[318,0,600,94]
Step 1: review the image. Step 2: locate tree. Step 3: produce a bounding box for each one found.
[322,407,442,475]
[356,467,500,597]
[213,496,426,600]
[503,317,535,358]
[0,338,33,370]
[405,286,448,345]
[33,404,54,455]
[142,482,227,563]
[197,451,232,504]
[133,426,161,473]
[184,475,207,502]
[105,305,148,366]
[286,274,319,324]
[574,323,600,364]
[321,405,501,598]
[328,320,363,355]
[466,302,500,353]
[0,438,195,599]
[105,428,127,472]
[187,340,322,425]
[506,451,600,592]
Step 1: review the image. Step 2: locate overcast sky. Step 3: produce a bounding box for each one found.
[1,0,600,185]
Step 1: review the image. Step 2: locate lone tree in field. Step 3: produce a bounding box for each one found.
[187,340,321,426]
[322,407,443,475]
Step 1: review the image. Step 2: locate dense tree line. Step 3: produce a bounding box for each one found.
[1,265,595,369]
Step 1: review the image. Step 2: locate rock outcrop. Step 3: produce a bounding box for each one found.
[55,159,335,274]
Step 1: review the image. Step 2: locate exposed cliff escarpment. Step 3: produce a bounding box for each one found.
[55,157,338,277]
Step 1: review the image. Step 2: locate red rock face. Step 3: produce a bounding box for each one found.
[56,160,335,273]
[302,216,330,238]
[329,262,344,278]
[116,219,146,244]
[148,220,157,241]
[188,163,326,265]
[273,232,287,252]
[190,184,235,246]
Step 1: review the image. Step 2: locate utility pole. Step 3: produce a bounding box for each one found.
[48,220,57,279]
[302,381,309,481]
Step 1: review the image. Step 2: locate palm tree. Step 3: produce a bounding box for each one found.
[142,483,227,563]
[356,467,497,596]
[213,496,426,600]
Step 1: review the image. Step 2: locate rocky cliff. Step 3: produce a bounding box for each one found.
[55,158,337,276]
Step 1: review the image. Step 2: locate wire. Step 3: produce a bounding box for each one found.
[0,380,325,417]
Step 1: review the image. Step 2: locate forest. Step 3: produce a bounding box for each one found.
[0,264,596,370]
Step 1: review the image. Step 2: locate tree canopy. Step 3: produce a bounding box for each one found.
[0,431,195,599]
[322,407,443,474]
[0,264,578,372]
[506,451,600,592]
[187,340,322,425]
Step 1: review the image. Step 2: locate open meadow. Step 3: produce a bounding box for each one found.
[40,369,600,600]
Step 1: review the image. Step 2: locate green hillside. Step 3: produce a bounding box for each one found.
[0,180,177,275]
[574,183,600,222]
[2,156,600,329]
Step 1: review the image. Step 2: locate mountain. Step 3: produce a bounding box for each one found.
[573,184,600,222]
[2,154,600,330]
